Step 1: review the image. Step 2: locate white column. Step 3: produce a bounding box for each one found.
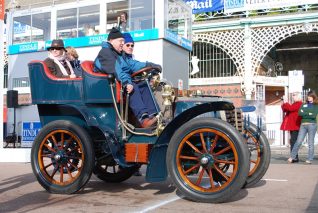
[155,0,165,38]
[243,23,254,100]
[99,2,107,34]
[51,7,57,39]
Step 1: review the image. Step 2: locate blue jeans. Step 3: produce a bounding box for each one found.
[291,123,317,161]
[129,81,158,120]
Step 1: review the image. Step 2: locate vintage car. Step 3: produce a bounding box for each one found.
[28,60,270,203]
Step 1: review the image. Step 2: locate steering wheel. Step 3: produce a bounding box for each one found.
[131,66,161,82]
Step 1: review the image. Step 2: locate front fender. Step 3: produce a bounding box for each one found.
[146,100,235,182]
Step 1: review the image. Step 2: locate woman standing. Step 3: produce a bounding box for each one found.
[288,92,318,164]
[281,92,302,162]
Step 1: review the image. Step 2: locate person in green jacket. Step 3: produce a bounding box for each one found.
[288,91,318,164]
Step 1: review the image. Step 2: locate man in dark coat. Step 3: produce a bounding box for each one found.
[94,28,161,128]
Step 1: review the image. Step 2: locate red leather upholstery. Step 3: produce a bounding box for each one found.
[81,60,121,102]
[81,60,108,77]
[29,60,82,81]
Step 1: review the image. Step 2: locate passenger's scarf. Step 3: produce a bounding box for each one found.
[48,52,76,78]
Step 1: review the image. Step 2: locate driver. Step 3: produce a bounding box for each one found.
[94,28,162,128]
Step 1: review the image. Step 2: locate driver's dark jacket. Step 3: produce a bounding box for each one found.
[94,41,147,85]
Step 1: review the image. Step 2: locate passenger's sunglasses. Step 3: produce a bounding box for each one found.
[125,44,134,48]
[50,47,63,51]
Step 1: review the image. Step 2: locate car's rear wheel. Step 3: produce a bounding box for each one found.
[167,118,249,203]
[94,156,139,183]
[31,120,94,194]
[243,123,271,188]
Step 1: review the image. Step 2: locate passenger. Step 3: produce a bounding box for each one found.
[44,39,77,78]
[280,92,302,162]
[288,91,318,164]
[122,33,134,58]
[94,27,162,128]
[118,12,128,32]
[65,46,82,77]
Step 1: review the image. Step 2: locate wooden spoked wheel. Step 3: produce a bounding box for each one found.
[38,130,84,186]
[244,130,261,176]
[167,118,249,203]
[176,128,239,192]
[242,123,271,188]
[31,120,94,194]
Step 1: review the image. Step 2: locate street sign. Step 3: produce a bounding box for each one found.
[21,122,42,148]
[288,70,304,93]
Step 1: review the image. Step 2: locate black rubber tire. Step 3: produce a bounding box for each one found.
[243,123,271,188]
[94,162,139,183]
[167,118,249,203]
[31,120,94,194]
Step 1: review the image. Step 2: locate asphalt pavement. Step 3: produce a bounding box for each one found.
[1,145,318,213]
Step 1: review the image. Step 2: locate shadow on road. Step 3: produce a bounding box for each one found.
[307,180,318,212]
[82,175,176,195]
[0,172,36,194]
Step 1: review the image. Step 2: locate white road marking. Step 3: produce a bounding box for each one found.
[139,196,182,213]
[262,178,288,182]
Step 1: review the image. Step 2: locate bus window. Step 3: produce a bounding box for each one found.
[31,12,51,42]
[79,5,100,36]
[129,0,154,31]
[167,0,192,40]
[13,15,31,44]
[57,8,77,39]
[106,1,128,33]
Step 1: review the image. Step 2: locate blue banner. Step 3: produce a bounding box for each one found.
[164,29,192,51]
[21,121,42,148]
[9,29,159,55]
[184,0,224,14]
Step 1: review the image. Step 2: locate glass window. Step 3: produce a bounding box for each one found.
[57,8,77,39]
[13,15,31,44]
[31,12,51,42]
[106,1,128,33]
[167,0,192,40]
[78,5,100,36]
[129,0,154,31]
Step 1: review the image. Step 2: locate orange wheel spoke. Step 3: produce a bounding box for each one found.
[60,166,64,183]
[44,162,53,169]
[210,135,219,153]
[250,159,257,164]
[41,154,53,158]
[200,133,208,153]
[214,166,229,181]
[185,140,202,154]
[215,159,235,165]
[43,144,56,153]
[61,132,65,144]
[184,164,200,175]
[180,155,199,161]
[66,166,73,178]
[68,160,79,170]
[51,135,59,149]
[196,168,205,185]
[214,146,232,156]
[50,167,58,178]
[208,169,215,188]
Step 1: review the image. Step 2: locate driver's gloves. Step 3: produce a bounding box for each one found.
[146,62,162,73]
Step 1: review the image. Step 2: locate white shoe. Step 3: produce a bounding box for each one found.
[305,160,311,164]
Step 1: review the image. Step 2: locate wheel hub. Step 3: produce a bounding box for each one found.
[54,150,68,164]
[200,154,214,168]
